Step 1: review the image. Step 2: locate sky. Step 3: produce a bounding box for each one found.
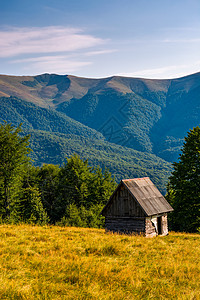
[1,0,200,79]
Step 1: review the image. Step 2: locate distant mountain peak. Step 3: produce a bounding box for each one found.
[1,71,200,164]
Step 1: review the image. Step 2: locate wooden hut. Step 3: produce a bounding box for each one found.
[101,177,173,237]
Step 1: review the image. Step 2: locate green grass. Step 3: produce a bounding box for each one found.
[0,224,199,299]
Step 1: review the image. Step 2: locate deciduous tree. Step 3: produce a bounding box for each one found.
[0,122,31,218]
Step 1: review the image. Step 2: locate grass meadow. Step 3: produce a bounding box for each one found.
[0,224,199,300]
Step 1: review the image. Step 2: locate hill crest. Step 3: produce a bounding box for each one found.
[1,71,200,170]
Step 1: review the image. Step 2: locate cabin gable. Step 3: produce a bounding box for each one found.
[103,183,146,218]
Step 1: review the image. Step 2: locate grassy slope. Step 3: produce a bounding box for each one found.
[0,224,199,299]
[0,74,170,107]
[0,75,47,106]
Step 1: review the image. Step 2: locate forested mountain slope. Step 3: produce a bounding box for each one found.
[0,96,171,193]
[1,72,200,191]
[0,96,103,139]
[26,129,172,193]
[1,72,200,162]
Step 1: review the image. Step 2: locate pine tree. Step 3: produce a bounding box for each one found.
[167,126,200,232]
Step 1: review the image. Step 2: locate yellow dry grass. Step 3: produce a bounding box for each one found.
[0,224,199,299]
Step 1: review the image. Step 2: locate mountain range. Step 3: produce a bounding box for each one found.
[1,72,200,192]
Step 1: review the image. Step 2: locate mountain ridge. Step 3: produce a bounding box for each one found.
[1,71,200,191]
[0,72,173,108]
[0,72,200,157]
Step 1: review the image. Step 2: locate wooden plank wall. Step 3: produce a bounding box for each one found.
[106,186,145,217]
[105,216,146,234]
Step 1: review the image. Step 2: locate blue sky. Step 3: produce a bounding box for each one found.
[1,0,200,79]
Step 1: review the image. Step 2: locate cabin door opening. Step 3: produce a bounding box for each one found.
[157,216,162,235]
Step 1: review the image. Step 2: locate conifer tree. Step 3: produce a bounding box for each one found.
[167,126,200,232]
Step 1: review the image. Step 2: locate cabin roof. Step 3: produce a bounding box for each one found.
[101,177,173,216]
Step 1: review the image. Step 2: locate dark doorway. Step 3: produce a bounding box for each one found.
[157,216,162,235]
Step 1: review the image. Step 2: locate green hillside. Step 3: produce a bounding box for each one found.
[26,129,172,193]
[57,91,162,153]
[0,96,171,192]
[1,72,200,192]
[1,72,200,162]
[0,96,103,140]
[151,72,200,160]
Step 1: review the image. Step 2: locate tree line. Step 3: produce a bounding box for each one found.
[0,122,200,233]
[0,122,116,227]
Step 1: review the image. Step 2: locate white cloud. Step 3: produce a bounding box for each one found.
[84,49,117,56]
[117,63,200,79]
[163,38,200,43]
[12,55,92,74]
[118,66,180,78]
[0,26,105,57]
[12,55,72,63]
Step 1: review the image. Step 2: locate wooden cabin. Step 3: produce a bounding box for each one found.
[101,177,173,237]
